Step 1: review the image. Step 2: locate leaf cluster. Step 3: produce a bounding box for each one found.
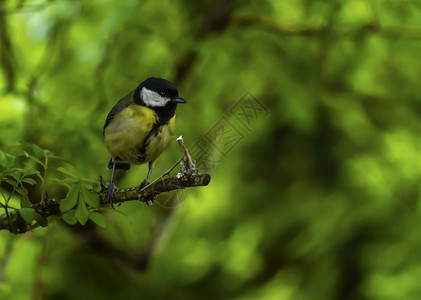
[0,144,104,231]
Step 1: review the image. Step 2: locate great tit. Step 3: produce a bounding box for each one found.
[103,77,186,207]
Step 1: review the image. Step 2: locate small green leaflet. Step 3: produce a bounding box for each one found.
[19,208,36,223]
[60,185,80,212]
[22,178,37,185]
[56,167,77,178]
[34,213,48,227]
[0,150,15,170]
[60,183,103,226]
[31,144,48,159]
[88,211,106,229]
[16,187,28,197]
[75,198,89,225]
[18,208,48,227]
[62,210,77,225]
[21,195,31,208]
[81,187,100,208]
[23,165,42,180]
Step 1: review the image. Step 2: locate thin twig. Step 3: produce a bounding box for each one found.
[177,136,195,170]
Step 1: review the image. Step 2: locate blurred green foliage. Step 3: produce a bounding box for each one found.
[1,0,421,299]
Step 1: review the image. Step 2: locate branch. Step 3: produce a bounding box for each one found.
[0,137,211,234]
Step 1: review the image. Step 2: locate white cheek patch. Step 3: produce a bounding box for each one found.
[141,87,171,107]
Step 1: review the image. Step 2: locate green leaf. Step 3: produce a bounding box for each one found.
[75,198,89,225]
[0,150,6,167]
[31,144,47,158]
[23,166,40,177]
[4,179,17,188]
[62,210,77,225]
[88,211,106,229]
[29,155,44,167]
[10,149,29,158]
[16,187,28,197]
[21,196,31,208]
[34,213,48,227]
[91,183,102,193]
[49,177,80,185]
[19,208,36,223]
[7,170,22,182]
[57,167,77,178]
[22,178,37,185]
[4,153,15,170]
[60,186,80,212]
[48,154,71,164]
[23,164,42,180]
[0,150,14,169]
[63,178,82,183]
[81,187,100,208]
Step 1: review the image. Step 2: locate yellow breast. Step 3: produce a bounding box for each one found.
[145,117,175,162]
[104,104,175,164]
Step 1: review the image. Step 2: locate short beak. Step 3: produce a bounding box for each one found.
[172,97,187,104]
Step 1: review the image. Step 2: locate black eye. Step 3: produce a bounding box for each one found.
[159,91,167,97]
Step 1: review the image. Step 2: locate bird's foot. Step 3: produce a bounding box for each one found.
[107,181,117,209]
[137,178,150,191]
[137,179,155,206]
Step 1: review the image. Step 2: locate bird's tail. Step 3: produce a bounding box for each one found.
[107,156,131,170]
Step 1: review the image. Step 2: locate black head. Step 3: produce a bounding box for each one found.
[133,77,186,123]
[133,77,186,108]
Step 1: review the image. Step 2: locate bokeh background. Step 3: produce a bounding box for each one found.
[1,0,421,299]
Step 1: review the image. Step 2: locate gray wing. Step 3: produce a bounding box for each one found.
[103,93,132,135]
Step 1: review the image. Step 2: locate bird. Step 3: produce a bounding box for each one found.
[103,77,186,207]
